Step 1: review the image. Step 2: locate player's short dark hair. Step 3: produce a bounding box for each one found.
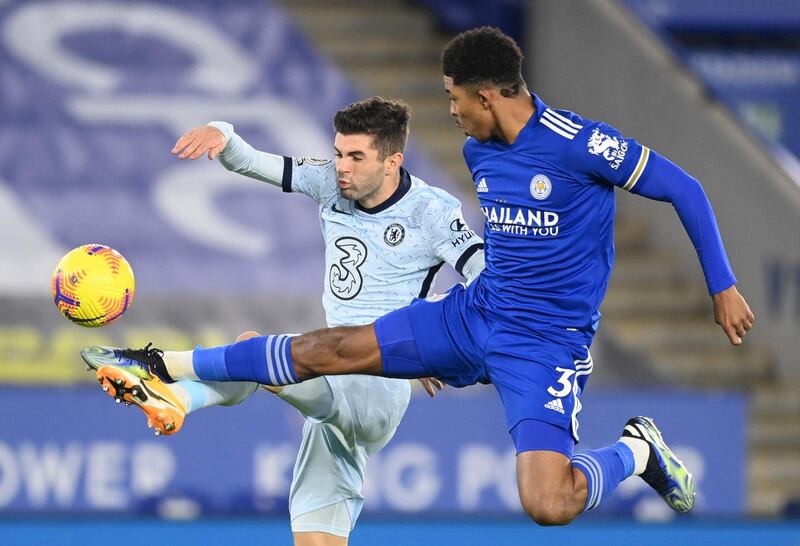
[333,97,410,159]
[442,26,524,97]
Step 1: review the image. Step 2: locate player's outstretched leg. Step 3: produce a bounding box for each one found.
[80,324,385,387]
[83,342,259,436]
[621,416,695,513]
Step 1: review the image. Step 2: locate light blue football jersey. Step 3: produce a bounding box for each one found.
[210,121,484,327]
[285,158,483,327]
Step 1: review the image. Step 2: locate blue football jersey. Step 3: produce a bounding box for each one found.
[466,94,651,342]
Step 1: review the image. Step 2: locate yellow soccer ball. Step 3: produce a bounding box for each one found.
[51,244,135,327]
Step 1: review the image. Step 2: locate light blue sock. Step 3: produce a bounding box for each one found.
[173,380,259,414]
[572,441,635,511]
[192,335,297,385]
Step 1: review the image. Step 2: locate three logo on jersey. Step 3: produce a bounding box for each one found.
[328,225,407,300]
[329,237,367,300]
[476,175,560,237]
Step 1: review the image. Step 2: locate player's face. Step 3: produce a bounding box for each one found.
[444,76,495,142]
[333,133,386,202]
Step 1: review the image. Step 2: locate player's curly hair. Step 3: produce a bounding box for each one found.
[334,97,410,159]
[442,27,524,97]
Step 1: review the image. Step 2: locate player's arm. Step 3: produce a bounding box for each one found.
[172,122,285,187]
[173,122,333,201]
[410,191,484,397]
[573,122,754,345]
[629,152,753,344]
[418,188,485,290]
[427,195,485,288]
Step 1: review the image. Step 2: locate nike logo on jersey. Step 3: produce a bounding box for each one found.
[331,203,351,215]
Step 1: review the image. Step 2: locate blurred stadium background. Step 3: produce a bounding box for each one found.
[1,0,799,544]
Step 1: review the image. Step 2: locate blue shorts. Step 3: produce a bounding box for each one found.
[374,283,593,457]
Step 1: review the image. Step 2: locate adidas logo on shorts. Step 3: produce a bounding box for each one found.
[544,398,565,414]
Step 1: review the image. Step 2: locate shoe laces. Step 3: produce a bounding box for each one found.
[119,342,164,372]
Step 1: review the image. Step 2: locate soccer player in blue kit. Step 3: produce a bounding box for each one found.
[84,27,754,525]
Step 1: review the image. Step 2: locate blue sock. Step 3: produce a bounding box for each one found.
[572,441,635,511]
[192,335,297,385]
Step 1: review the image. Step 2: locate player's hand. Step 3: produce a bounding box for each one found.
[712,285,754,346]
[172,126,227,161]
[418,377,444,398]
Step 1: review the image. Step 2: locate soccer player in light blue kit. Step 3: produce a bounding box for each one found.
[84,28,755,525]
[84,97,484,544]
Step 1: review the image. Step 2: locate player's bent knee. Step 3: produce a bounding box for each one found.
[220,382,259,406]
[520,495,576,526]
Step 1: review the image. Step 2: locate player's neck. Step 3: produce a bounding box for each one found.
[358,171,401,210]
[494,92,536,145]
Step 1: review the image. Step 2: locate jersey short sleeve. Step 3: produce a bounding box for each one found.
[570,121,651,192]
[423,188,483,276]
[286,157,338,204]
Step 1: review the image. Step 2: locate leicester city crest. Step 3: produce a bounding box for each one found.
[384,223,405,246]
[530,174,552,200]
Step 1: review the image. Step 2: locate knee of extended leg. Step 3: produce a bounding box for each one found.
[220,383,260,406]
[521,497,574,526]
[235,331,261,343]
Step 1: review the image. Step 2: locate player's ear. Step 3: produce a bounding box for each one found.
[384,152,404,172]
[477,88,492,110]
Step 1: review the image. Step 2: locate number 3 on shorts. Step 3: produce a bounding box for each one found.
[547,367,575,398]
